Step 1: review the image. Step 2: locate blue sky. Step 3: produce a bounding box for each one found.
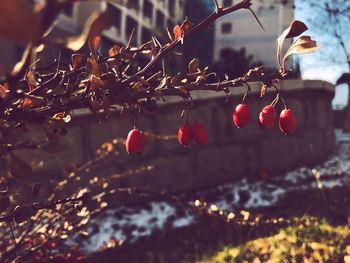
[294,0,350,108]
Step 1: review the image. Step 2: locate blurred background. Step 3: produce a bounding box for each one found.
[1,0,350,262]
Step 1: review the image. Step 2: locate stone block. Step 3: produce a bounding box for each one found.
[261,136,299,174]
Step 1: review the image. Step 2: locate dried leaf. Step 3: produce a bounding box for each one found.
[260,83,267,98]
[26,70,37,92]
[276,20,308,68]
[88,34,101,57]
[282,36,320,69]
[86,58,101,77]
[21,97,33,108]
[0,0,40,44]
[0,83,9,99]
[181,19,191,33]
[108,44,122,57]
[173,25,182,40]
[71,54,84,70]
[90,75,104,91]
[188,58,200,74]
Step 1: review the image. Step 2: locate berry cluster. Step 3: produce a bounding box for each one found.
[125,102,296,154]
[178,123,208,147]
[233,103,297,135]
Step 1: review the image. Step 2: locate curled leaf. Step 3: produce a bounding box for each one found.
[173,25,182,40]
[86,58,101,77]
[0,83,9,99]
[276,20,308,69]
[89,34,101,57]
[26,70,37,92]
[282,36,320,70]
[71,53,84,70]
[188,58,200,74]
[21,97,33,108]
[109,44,122,57]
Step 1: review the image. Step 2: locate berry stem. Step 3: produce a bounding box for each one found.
[271,84,288,109]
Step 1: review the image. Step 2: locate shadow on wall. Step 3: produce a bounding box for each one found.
[13,79,335,197]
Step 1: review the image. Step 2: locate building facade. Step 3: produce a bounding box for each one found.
[214,0,294,69]
[0,0,185,71]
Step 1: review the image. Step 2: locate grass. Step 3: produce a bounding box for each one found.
[199,220,350,263]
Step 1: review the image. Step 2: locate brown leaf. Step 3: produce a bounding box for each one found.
[86,58,101,77]
[173,25,182,40]
[0,83,9,99]
[88,34,101,57]
[188,58,200,74]
[109,44,122,57]
[276,20,308,69]
[0,0,40,44]
[260,83,267,98]
[26,70,37,92]
[90,75,105,91]
[71,53,84,70]
[181,20,191,33]
[21,97,33,108]
[282,36,320,69]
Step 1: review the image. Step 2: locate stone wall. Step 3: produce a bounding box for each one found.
[14,79,335,195]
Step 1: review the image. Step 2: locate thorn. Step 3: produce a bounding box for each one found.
[9,222,17,244]
[213,0,220,11]
[127,28,135,48]
[248,8,265,31]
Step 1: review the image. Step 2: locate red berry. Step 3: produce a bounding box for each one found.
[192,123,208,145]
[233,104,250,128]
[178,124,193,146]
[259,105,276,129]
[279,109,297,135]
[126,129,145,154]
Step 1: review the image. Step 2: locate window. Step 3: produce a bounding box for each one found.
[141,27,152,43]
[156,10,165,28]
[167,19,175,31]
[223,0,233,7]
[179,0,184,8]
[168,0,175,17]
[107,4,122,32]
[143,0,153,20]
[221,22,232,34]
[126,16,138,46]
[127,0,139,10]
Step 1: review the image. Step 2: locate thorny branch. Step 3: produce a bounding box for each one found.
[0,0,284,125]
